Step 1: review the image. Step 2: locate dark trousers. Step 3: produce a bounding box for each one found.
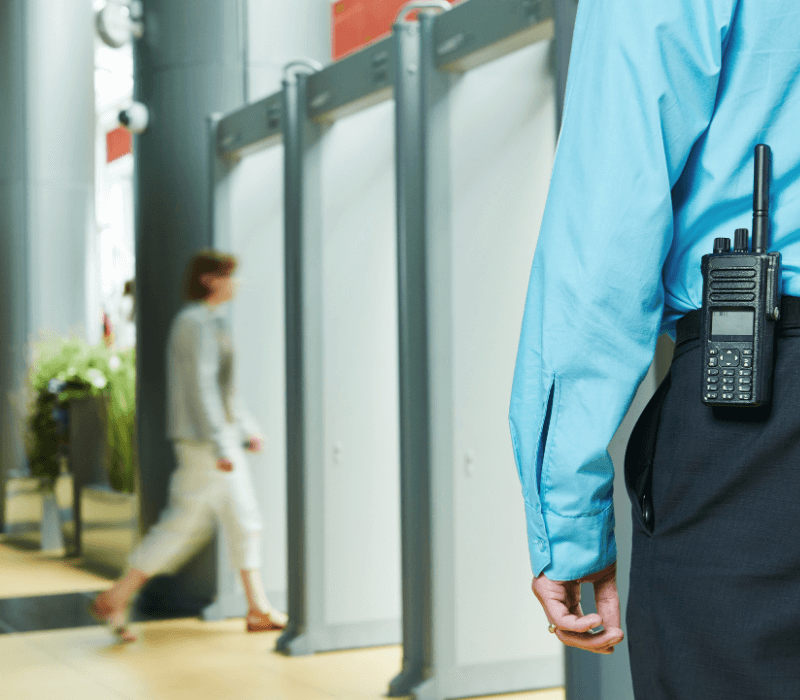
[625,333,800,699]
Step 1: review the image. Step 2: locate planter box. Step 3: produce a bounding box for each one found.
[69,395,110,554]
[79,485,138,577]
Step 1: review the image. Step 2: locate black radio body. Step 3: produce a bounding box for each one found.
[700,145,781,408]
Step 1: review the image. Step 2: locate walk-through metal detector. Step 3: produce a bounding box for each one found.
[390,2,563,698]
[276,58,405,654]
[204,106,290,621]
[213,50,405,653]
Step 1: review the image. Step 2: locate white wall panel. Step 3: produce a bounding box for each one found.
[227,146,288,611]
[319,100,402,629]
[448,40,560,669]
[417,38,564,697]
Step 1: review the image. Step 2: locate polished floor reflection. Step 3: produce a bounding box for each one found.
[0,538,564,700]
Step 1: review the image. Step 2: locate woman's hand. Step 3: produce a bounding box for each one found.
[245,435,264,453]
[217,458,234,472]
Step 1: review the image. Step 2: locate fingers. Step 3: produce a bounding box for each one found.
[217,458,234,472]
[533,576,602,634]
[245,437,264,453]
[592,566,622,632]
[532,569,625,656]
[555,626,624,655]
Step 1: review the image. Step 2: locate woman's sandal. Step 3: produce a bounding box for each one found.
[246,609,288,632]
[88,594,137,643]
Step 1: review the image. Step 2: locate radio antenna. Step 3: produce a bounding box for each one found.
[752,144,771,254]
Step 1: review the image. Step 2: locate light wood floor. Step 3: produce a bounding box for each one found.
[0,539,565,700]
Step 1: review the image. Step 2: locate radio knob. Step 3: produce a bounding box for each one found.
[714,237,732,254]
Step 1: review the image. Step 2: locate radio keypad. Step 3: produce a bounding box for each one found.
[720,350,740,367]
[706,346,757,403]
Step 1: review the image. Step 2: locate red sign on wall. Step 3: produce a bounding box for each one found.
[106,126,132,163]
[331,0,461,61]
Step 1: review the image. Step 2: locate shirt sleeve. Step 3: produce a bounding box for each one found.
[510,0,736,581]
[179,316,238,461]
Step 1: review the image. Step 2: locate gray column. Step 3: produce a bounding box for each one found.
[0,0,95,528]
[134,0,246,614]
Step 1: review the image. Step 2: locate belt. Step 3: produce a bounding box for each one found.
[676,295,800,345]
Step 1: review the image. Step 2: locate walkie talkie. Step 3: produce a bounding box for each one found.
[700,144,781,407]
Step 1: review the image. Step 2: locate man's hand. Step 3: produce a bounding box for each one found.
[532,561,624,655]
[245,435,264,453]
[217,458,234,472]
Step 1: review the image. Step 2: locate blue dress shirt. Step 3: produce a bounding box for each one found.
[510,0,800,581]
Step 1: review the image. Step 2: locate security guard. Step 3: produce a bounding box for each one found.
[510,0,800,696]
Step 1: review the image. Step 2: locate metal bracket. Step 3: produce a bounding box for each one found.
[283,59,325,85]
[266,104,281,130]
[395,0,452,26]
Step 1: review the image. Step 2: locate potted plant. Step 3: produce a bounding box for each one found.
[73,346,140,574]
[18,331,138,560]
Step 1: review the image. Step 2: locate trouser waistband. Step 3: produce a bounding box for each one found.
[675,294,800,345]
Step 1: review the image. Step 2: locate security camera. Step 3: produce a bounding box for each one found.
[118,102,149,134]
[96,0,144,48]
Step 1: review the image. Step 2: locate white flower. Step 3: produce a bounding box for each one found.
[109,355,121,371]
[86,368,108,390]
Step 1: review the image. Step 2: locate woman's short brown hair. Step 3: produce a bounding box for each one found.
[183,249,238,301]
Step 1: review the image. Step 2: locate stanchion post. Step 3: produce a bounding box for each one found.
[276,61,323,656]
[389,1,451,695]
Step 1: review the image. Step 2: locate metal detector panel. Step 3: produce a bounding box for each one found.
[278,94,400,654]
[207,144,288,619]
[422,38,563,699]
[310,98,402,650]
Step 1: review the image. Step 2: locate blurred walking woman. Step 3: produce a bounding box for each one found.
[91,249,287,641]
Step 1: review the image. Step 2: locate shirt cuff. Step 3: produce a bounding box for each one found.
[213,427,240,462]
[525,500,617,581]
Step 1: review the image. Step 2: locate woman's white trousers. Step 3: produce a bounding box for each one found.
[129,438,262,574]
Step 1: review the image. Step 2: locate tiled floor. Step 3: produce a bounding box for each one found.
[0,539,565,700]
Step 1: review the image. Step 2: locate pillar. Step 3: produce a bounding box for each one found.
[133,0,247,613]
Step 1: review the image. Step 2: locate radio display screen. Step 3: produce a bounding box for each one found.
[711,309,754,337]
